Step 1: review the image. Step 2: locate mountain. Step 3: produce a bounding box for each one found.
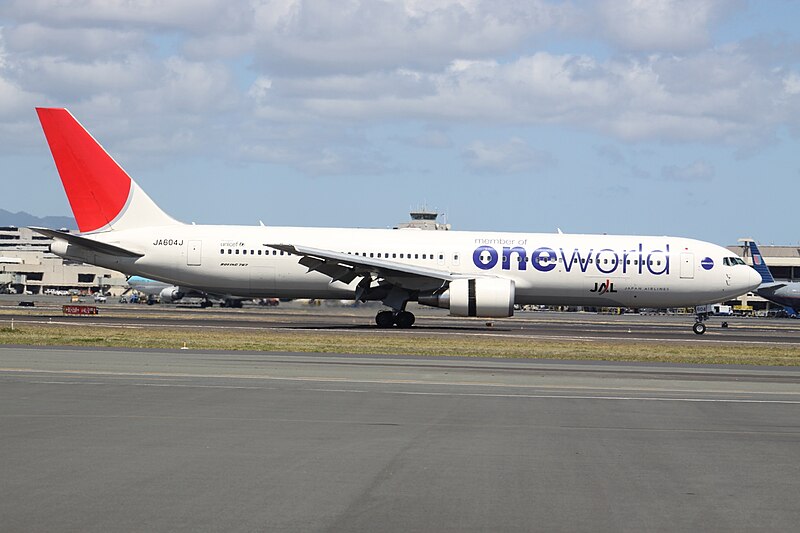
[0,209,77,230]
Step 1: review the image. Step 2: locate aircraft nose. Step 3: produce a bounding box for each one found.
[745,267,762,291]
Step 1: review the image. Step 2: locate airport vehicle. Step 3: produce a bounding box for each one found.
[127,275,243,308]
[31,108,761,333]
[746,241,800,317]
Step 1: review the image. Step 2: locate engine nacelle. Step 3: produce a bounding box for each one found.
[159,286,184,303]
[419,278,515,318]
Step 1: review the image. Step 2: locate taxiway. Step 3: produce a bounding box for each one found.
[1,345,799,532]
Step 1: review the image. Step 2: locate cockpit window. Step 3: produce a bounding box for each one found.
[723,257,747,266]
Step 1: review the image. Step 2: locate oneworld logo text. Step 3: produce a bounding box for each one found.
[472,243,671,276]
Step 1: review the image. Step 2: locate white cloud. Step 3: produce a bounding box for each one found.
[235,0,576,74]
[3,23,145,60]
[463,138,556,174]
[0,0,249,33]
[0,0,799,176]
[661,160,715,182]
[596,0,731,52]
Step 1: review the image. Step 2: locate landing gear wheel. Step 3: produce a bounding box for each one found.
[395,311,415,328]
[692,322,706,335]
[375,310,395,328]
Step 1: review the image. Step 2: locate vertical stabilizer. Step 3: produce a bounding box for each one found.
[36,108,181,233]
[747,241,774,284]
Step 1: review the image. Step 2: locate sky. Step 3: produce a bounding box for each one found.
[1,0,799,246]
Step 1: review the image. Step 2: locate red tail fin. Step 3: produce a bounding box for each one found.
[36,108,178,232]
[36,108,132,233]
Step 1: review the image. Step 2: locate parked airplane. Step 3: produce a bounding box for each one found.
[126,275,245,307]
[746,241,800,317]
[31,108,761,334]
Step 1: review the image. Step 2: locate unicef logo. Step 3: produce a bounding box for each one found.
[701,257,714,270]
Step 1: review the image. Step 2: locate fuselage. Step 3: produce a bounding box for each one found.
[55,225,761,309]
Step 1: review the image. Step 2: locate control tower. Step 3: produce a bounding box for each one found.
[394,207,451,231]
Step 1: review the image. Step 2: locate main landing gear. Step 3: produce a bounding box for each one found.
[375,310,416,328]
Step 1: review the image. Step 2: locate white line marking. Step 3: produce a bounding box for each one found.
[3,370,800,404]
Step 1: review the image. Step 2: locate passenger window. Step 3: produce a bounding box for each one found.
[415,254,419,259]
[227,249,232,254]
[377,253,382,258]
[220,249,224,254]
[235,249,239,255]
[423,254,427,259]
[393,253,397,258]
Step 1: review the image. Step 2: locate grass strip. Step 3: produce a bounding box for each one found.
[1,323,799,366]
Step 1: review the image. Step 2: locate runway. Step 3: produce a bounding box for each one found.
[1,346,799,532]
[3,297,800,346]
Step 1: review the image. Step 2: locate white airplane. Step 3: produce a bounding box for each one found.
[31,108,761,334]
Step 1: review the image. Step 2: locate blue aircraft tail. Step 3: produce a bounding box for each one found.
[747,241,775,284]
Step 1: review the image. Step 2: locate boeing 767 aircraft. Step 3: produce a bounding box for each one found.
[31,108,761,334]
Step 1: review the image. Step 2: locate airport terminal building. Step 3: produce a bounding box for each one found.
[0,226,127,295]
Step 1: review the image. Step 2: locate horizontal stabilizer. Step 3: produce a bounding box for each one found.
[29,227,143,258]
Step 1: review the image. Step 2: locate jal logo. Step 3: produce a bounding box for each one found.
[701,257,714,270]
[590,279,617,294]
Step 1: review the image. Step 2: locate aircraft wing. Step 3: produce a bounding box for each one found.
[758,282,788,291]
[30,227,144,258]
[267,243,473,290]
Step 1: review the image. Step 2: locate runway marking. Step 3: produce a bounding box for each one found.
[3,369,800,404]
[383,390,800,404]
[3,366,800,396]
[1,412,798,438]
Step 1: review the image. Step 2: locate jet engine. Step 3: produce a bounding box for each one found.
[159,286,184,303]
[418,278,515,317]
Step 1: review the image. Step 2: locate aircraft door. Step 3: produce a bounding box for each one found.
[187,240,202,266]
[680,253,694,279]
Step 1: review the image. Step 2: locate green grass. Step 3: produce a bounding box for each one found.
[1,323,799,366]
